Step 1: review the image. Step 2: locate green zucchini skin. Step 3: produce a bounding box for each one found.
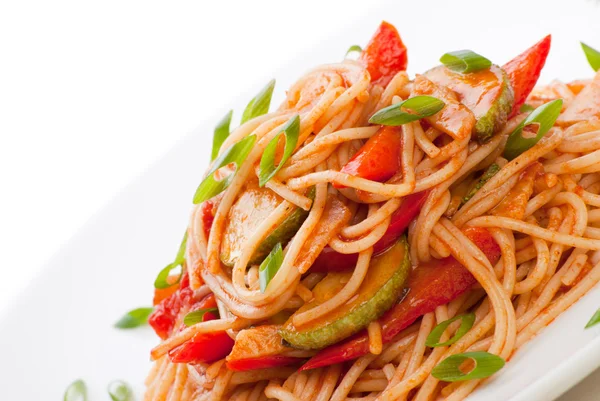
[424,65,514,142]
[221,187,315,267]
[279,237,411,350]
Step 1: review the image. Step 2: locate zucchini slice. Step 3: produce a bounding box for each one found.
[221,187,313,266]
[280,237,410,350]
[425,65,514,142]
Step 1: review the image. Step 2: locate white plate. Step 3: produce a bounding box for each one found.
[2,0,600,399]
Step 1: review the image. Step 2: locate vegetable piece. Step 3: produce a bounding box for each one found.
[412,75,476,140]
[64,379,87,401]
[503,35,551,117]
[425,313,475,347]
[258,115,300,186]
[582,42,600,71]
[440,50,491,74]
[520,104,535,113]
[586,308,600,329]
[424,64,513,142]
[114,307,154,329]
[227,325,301,371]
[557,71,600,125]
[212,110,233,161]
[221,186,314,266]
[503,99,562,160]
[193,135,256,204]
[241,79,276,124]
[107,380,133,401]
[359,21,408,87]
[154,232,188,289]
[346,45,362,58]
[310,191,428,272]
[280,237,410,349]
[183,308,219,326]
[461,163,500,206]
[259,243,284,292]
[333,126,402,189]
[491,162,543,219]
[168,293,234,364]
[302,227,500,370]
[148,274,194,339]
[368,96,445,126]
[431,352,505,382]
[296,195,352,274]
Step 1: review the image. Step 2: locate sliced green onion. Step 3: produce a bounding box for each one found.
[431,351,505,382]
[369,96,445,126]
[212,110,233,161]
[184,308,219,326]
[503,99,563,160]
[581,42,600,71]
[461,164,500,207]
[440,50,492,73]
[174,231,188,265]
[519,103,535,113]
[154,231,188,289]
[154,261,182,289]
[345,45,362,58]
[64,379,87,401]
[107,380,133,401]
[259,243,284,292]
[258,115,300,186]
[425,313,475,347]
[585,308,600,328]
[241,79,276,124]
[114,307,153,329]
[193,134,256,204]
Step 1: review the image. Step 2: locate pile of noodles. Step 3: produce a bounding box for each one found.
[143,59,600,401]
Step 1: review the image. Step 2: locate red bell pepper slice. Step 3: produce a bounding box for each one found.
[310,191,428,272]
[503,35,552,117]
[301,227,501,370]
[334,126,402,189]
[168,294,235,364]
[148,274,193,340]
[227,355,300,371]
[360,21,408,87]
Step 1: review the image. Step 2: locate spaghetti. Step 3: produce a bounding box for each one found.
[143,21,600,401]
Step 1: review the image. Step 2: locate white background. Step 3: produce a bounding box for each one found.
[1,0,599,399]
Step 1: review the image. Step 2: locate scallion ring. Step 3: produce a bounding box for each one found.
[425,313,475,347]
[64,379,87,401]
[107,380,133,401]
[440,50,492,73]
[193,134,256,204]
[211,110,233,161]
[259,243,284,292]
[241,79,276,124]
[586,308,600,328]
[345,45,362,58]
[369,96,445,126]
[184,308,219,326]
[258,114,300,186]
[431,351,505,382]
[503,99,563,160]
[581,42,600,72]
[114,307,154,329]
